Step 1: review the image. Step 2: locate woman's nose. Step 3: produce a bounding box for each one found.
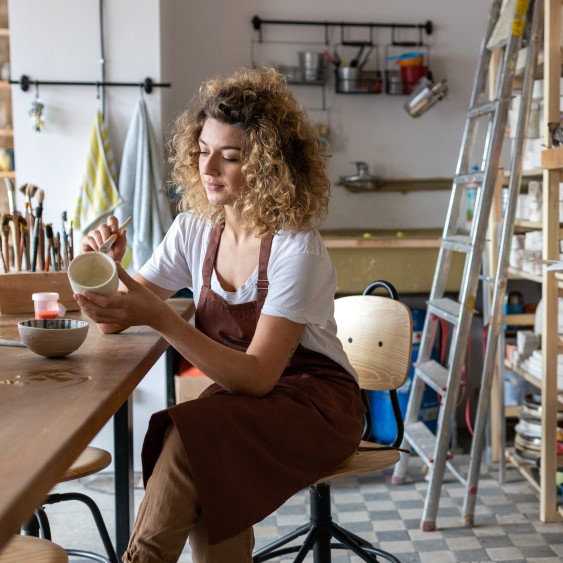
[200,153,218,175]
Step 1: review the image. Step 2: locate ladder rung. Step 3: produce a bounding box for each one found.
[404,421,454,466]
[441,235,473,253]
[453,171,485,184]
[427,297,460,324]
[415,360,448,396]
[467,100,498,118]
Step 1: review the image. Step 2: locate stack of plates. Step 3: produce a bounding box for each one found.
[514,394,563,462]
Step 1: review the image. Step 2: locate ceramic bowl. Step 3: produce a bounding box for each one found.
[18,319,89,358]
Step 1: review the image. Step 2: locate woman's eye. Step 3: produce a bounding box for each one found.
[223,156,238,163]
[198,150,209,157]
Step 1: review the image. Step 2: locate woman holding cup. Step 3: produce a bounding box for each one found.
[75,67,364,563]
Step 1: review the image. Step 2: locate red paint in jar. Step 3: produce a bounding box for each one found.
[36,310,60,320]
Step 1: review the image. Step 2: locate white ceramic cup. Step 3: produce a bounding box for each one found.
[67,252,119,296]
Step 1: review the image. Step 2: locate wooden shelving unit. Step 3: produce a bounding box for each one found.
[500,0,563,523]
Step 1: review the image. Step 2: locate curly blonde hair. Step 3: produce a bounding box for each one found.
[168,67,330,234]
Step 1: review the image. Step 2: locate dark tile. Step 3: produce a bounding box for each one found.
[439,526,477,538]
[411,539,449,551]
[393,552,422,563]
[376,530,411,542]
[478,535,513,548]
[540,531,563,544]
[499,523,536,535]
[363,491,392,501]
[395,499,424,509]
[452,547,491,561]
[402,518,423,530]
[369,510,401,521]
[519,544,558,558]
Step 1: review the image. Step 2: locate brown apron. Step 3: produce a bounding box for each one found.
[141,223,365,544]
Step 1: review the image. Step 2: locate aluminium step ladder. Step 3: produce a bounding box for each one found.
[391,0,535,532]
[462,0,543,526]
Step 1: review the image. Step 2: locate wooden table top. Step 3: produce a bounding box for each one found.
[0,298,195,551]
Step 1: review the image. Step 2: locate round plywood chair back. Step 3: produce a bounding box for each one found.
[334,294,413,392]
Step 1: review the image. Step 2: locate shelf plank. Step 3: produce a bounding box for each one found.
[504,360,563,406]
[506,449,540,493]
[542,146,563,170]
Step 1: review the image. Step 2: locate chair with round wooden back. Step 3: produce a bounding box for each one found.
[253,280,413,563]
[26,446,119,563]
[0,535,68,563]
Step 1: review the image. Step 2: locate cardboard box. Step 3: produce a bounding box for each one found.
[0,271,78,314]
[174,374,213,404]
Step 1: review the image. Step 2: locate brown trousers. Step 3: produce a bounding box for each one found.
[122,425,255,563]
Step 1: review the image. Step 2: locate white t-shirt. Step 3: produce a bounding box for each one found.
[139,213,357,380]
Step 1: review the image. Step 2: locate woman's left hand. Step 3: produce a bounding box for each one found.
[74,263,171,331]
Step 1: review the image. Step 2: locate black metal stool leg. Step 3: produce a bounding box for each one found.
[45,492,119,563]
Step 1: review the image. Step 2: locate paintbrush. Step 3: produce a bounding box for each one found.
[31,190,44,272]
[45,223,56,272]
[98,216,132,253]
[5,179,21,271]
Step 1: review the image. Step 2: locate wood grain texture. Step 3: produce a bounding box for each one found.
[0,536,68,562]
[0,298,195,552]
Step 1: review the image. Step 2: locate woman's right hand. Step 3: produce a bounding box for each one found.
[81,215,127,262]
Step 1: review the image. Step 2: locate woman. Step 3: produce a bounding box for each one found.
[76,67,365,563]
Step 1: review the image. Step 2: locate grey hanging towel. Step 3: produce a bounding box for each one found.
[115,98,173,271]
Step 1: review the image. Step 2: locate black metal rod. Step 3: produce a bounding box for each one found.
[11,75,171,94]
[252,15,433,35]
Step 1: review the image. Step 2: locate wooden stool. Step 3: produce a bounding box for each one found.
[60,446,111,482]
[30,446,119,563]
[0,535,68,562]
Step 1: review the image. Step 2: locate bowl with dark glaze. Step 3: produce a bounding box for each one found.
[18,319,89,358]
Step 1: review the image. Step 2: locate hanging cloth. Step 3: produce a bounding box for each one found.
[115,98,173,272]
[73,110,121,235]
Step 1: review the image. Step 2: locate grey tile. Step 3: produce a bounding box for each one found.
[451,547,491,561]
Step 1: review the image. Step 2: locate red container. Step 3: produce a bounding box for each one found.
[400,65,428,94]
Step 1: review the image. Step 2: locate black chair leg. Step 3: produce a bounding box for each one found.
[252,482,401,563]
[44,492,119,563]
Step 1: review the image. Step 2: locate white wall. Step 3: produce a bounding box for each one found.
[159,0,491,230]
[7,0,491,468]
[9,0,490,231]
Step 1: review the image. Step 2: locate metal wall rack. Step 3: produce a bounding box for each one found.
[10,75,171,94]
[251,15,433,45]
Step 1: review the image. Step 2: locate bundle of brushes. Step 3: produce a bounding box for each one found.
[1,180,74,273]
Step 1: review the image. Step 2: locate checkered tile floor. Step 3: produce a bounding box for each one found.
[47,455,563,562]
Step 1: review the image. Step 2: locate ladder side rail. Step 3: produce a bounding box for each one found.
[421,1,531,530]
[462,0,543,526]
[456,0,503,176]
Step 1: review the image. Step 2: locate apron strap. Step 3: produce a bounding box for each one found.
[201,222,224,288]
[256,233,274,311]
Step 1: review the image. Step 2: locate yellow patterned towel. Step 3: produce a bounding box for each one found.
[73,110,121,235]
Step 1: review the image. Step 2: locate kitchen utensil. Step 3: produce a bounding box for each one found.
[298,51,324,82]
[337,67,360,93]
[67,251,119,296]
[18,318,89,358]
[98,216,132,254]
[404,76,448,118]
[338,162,381,192]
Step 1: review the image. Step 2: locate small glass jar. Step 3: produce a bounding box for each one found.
[32,292,66,320]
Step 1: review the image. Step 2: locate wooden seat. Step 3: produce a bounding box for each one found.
[253,281,413,563]
[60,446,111,482]
[0,535,68,562]
[28,446,119,563]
